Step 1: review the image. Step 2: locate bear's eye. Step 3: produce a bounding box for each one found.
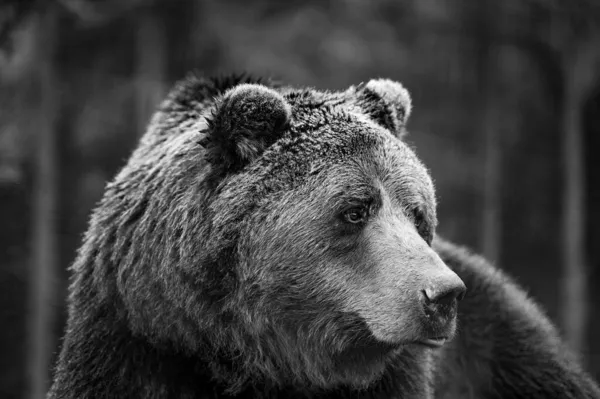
[343,207,368,224]
[412,207,432,244]
[413,208,424,229]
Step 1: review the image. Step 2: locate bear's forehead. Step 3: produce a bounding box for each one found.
[266,90,426,177]
[224,93,434,207]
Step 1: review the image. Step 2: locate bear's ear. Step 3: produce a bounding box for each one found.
[351,79,412,138]
[202,83,291,173]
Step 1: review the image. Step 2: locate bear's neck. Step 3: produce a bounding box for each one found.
[50,300,432,399]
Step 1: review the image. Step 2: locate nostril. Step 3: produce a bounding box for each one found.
[456,286,466,302]
[423,284,466,306]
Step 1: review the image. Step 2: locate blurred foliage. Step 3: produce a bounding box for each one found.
[1,0,600,398]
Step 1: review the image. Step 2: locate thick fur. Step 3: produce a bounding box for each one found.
[48,74,600,399]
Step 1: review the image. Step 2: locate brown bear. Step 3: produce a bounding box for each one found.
[48,74,600,399]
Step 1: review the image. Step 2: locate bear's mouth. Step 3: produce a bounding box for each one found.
[415,336,448,349]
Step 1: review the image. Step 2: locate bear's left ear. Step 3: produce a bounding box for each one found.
[201,83,292,174]
[351,79,412,138]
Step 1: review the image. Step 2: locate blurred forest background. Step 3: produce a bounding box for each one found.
[1,0,600,398]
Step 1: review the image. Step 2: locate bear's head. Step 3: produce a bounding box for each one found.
[87,76,466,394]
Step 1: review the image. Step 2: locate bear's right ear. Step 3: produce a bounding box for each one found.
[201,83,291,173]
[350,79,412,138]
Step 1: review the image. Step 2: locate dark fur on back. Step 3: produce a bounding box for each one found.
[48,74,600,399]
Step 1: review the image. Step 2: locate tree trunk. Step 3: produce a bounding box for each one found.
[481,100,501,263]
[561,73,587,357]
[472,0,502,263]
[135,6,166,137]
[560,40,599,356]
[26,7,59,399]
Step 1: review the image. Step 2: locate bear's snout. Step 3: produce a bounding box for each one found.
[420,273,466,328]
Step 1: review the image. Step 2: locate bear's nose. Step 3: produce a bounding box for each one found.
[421,280,466,322]
[422,282,466,306]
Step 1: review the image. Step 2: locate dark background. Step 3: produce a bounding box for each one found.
[1,0,600,398]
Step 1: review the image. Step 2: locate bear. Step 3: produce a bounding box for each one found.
[48,74,600,399]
